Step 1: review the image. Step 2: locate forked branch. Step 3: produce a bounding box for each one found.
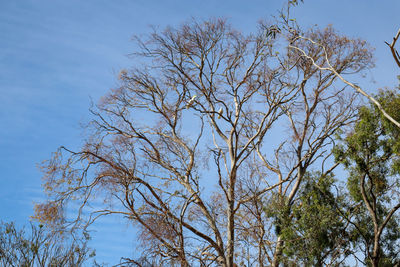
[385,27,400,68]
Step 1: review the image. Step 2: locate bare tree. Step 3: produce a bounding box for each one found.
[36,18,373,266]
[288,22,400,132]
[0,221,94,267]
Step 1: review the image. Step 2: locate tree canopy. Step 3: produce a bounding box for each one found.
[30,7,400,267]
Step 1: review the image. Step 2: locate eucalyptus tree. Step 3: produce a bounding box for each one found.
[334,90,400,267]
[36,18,373,266]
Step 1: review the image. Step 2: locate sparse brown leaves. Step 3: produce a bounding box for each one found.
[37,17,375,266]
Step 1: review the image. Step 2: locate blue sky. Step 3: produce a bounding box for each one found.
[1,0,399,264]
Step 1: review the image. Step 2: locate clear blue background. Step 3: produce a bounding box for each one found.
[1,0,399,264]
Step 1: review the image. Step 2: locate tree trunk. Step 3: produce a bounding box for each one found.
[272,236,283,267]
[226,193,235,267]
[371,234,380,267]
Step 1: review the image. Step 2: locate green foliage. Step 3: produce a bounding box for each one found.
[335,90,400,202]
[266,172,348,266]
[333,90,400,264]
[288,0,304,7]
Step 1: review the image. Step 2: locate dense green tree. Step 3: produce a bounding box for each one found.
[265,172,350,266]
[334,90,400,267]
